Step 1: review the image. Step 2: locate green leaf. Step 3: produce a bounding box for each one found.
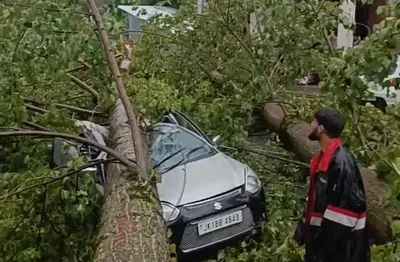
[77,190,88,197]
[61,189,70,199]
[391,220,400,236]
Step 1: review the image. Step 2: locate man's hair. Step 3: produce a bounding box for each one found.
[314,108,345,138]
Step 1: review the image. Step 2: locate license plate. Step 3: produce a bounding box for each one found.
[197,210,243,236]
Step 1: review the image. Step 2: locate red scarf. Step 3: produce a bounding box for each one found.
[305,138,342,243]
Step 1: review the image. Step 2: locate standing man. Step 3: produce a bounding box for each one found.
[294,108,370,262]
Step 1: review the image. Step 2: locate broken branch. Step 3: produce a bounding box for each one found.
[0,131,136,171]
[23,98,106,117]
[0,158,116,201]
[67,73,100,102]
[23,121,51,131]
[24,104,49,114]
[220,145,309,167]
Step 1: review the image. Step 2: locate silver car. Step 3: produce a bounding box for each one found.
[49,113,267,260]
[150,112,267,258]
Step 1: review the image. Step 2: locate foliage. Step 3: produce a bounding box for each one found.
[0,161,102,262]
[0,1,110,261]
[212,180,305,262]
[131,0,344,144]
[130,0,400,260]
[1,0,400,261]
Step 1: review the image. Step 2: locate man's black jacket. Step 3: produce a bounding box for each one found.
[295,139,371,262]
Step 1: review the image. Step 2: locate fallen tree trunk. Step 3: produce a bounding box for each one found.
[93,99,169,262]
[87,1,169,260]
[263,103,399,244]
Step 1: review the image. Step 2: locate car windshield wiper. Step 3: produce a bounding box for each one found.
[185,146,206,158]
[160,157,186,174]
[157,146,208,174]
[159,146,204,174]
[153,147,186,170]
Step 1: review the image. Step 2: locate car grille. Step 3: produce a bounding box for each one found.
[183,188,242,210]
[179,206,254,252]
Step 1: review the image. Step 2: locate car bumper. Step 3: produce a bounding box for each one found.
[168,187,267,255]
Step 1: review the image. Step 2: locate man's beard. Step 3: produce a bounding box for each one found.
[308,127,321,141]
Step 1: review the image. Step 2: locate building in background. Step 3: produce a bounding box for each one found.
[117,5,178,43]
[297,0,398,85]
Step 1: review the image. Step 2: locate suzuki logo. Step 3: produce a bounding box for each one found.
[213,202,222,210]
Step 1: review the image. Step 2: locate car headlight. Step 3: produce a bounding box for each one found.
[245,167,261,194]
[161,202,180,221]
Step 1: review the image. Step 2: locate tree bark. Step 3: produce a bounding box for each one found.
[87,0,147,177]
[93,99,169,262]
[263,102,399,244]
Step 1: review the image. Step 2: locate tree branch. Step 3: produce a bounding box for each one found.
[305,0,335,55]
[54,102,106,117]
[114,30,217,82]
[25,103,49,114]
[12,26,29,63]
[220,145,310,167]
[1,2,90,15]
[269,55,283,80]
[66,65,85,73]
[215,0,254,59]
[67,73,100,102]
[36,190,46,250]
[282,89,326,97]
[77,59,93,71]
[43,210,62,235]
[23,98,106,117]
[88,0,147,177]
[66,60,93,73]
[0,159,116,200]
[23,121,51,131]
[0,131,136,170]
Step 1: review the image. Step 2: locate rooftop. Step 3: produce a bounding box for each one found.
[117,5,178,21]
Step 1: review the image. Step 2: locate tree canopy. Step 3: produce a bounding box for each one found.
[0,0,399,261]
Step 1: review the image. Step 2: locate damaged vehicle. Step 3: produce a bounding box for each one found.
[50,111,267,258]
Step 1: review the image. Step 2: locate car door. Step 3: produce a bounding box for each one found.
[386,86,398,105]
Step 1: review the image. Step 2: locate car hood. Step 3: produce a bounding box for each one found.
[156,152,246,206]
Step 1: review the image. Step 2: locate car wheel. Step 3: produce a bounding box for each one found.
[375,97,387,113]
[252,226,263,242]
[175,251,185,262]
[176,251,202,262]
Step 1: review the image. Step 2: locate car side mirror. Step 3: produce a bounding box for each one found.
[212,135,222,147]
[50,138,79,168]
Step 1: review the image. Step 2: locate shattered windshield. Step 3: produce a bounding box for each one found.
[149,124,217,174]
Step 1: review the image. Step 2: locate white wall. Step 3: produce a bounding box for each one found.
[337,0,356,49]
[128,16,146,43]
[248,10,265,37]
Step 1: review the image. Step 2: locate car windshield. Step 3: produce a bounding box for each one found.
[149,124,217,174]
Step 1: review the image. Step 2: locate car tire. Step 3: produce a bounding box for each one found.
[176,251,202,262]
[252,225,263,242]
[374,97,387,113]
[175,251,185,262]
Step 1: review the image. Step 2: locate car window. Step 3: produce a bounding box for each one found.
[171,112,214,144]
[149,124,217,174]
[160,115,176,124]
[169,113,201,134]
